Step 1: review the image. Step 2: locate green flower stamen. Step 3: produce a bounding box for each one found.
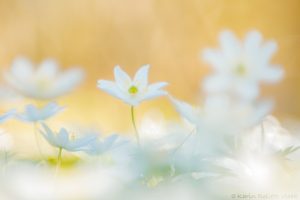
[235,64,247,76]
[128,85,138,94]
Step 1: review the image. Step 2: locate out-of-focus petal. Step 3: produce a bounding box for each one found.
[169,96,200,124]
[10,57,33,80]
[235,81,259,100]
[203,75,231,93]
[41,102,64,119]
[244,31,262,55]
[261,41,277,63]
[53,68,84,97]
[57,128,69,148]
[219,30,241,60]
[40,123,57,147]
[0,110,15,123]
[202,49,227,71]
[261,65,284,83]
[67,134,97,151]
[37,59,58,78]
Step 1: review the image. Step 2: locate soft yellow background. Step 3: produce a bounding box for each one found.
[0,0,300,137]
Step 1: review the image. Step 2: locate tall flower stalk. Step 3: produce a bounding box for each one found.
[131,106,140,145]
[56,147,63,174]
[33,122,43,156]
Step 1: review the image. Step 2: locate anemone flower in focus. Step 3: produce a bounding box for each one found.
[97,65,168,145]
[97,65,168,106]
[201,30,284,100]
[5,57,84,100]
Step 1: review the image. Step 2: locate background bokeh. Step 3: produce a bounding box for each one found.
[0,0,300,137]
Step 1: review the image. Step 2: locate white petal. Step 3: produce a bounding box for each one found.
[114,65,132,90]
[261,41,277,62]
[40,123,57,147]
[37,59,58,78]
[169,96,199,124]
[24,104,39,121]
[235,81,259,100]
[41,102,64,119]
[261,65,284,83]
[0,110,15,123]
[103,134,119,150]
[133,64,150,89]
[202,49,227,71]
[97,80,129,101]
[10,57,33,80]
[204,94,231,113]
[67,134,97,151]
[251,101,273,125]
[203,75,231,93]
[148,82,168,91]
[219,30,241,60]
[244,31,262,56]
[57,128,69,148]
[98,80,139,105]
[52,68,84,98]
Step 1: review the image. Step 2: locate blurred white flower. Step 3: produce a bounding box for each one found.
[0,130,14,152]
[215,155,277,188]
[97,65,168,106]
[40,123,97,152]
[5,57,84,100]
[170,95,272,135]
[202,30,284,99]
[84,134,127,155]
[0,110,15,123]
[140,110,168,141]
[239,115,297,156]
[16,102,64,123]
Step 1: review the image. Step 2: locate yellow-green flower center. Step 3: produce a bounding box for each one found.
[128,85,139,94]
[36,79,51,91]
[235,64,247,76]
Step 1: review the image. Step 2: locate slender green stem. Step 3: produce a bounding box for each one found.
[171,128,195,156]
[55,147,63,174]
[131,106,140,145]
[34,122,43,157]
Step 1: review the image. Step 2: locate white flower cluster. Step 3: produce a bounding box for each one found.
[0,30,299,200]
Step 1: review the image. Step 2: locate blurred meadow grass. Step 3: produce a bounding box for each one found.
[0,0,300,141]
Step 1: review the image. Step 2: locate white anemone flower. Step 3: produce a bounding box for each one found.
[40,123,97,152]
[16,102,64,123]
[5,57,84,100]
[97,65,168,106]
[202,30,284,99]
[170,95,272,135]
